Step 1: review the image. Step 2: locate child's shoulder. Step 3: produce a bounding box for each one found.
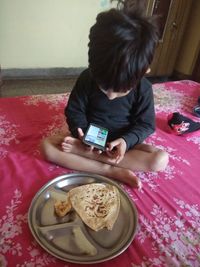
[73,68,96,94]
[140,77,152,90]
[134,77,152,98]
[78,68,92,81]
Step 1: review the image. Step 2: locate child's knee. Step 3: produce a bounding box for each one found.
[40,139,48,158]
[150,150,169,172]
[40,138,55,161]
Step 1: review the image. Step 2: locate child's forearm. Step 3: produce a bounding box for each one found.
[122,123,155,150]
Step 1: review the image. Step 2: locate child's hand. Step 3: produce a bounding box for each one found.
[77,128,102,154]
[106,138,127,164]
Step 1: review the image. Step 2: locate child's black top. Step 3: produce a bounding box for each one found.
[65,69,155,150]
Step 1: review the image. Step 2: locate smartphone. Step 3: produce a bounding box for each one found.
[83,123,109,151]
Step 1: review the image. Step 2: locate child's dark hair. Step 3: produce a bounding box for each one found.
[88,8,158,92]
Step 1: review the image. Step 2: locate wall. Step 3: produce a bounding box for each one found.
[0,0,115,69]
[174,0,200,76]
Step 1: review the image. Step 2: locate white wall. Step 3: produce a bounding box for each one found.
[0,0,115,69]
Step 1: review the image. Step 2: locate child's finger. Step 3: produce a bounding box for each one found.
[107,142,115,151]
[77,128,84,140]
[85,145,94,151]
[96,149,102,154]
[116,154,123,164]
[106,149,115,158]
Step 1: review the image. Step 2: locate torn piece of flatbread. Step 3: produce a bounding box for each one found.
[69,183,120,231]
[54,193,72,217]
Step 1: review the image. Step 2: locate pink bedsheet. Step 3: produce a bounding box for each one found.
[0,80,200,267]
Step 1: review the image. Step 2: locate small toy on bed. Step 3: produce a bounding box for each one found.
[167,112,200,135]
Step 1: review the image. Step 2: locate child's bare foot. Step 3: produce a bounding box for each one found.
[108,167,142,189]
[62,136,85,154]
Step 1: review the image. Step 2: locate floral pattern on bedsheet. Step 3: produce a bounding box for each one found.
[0,190,27,257]
[186,135,200,150]
[22,94,69,110]
[0,114,20,158]
[132,199,200,267]
[153,80,199,114]
[22,93,70,138]
[0,80,200,267]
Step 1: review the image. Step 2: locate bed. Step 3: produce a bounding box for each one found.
[0,80,200,267]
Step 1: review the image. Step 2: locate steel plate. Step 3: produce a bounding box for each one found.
[28,173,138,264]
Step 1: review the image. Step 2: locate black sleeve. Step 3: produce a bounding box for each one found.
[121,79,155,150]
[64,70,90,138]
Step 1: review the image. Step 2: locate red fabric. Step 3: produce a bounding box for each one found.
[0,81,200,267]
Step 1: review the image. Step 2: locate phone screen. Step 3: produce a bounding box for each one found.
[83,123,108,150]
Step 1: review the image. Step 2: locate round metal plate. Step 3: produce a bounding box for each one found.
[28,173,138,264]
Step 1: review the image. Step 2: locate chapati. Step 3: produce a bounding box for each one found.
[69,183,120,231]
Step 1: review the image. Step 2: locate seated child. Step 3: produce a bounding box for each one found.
[41,8,169,188]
